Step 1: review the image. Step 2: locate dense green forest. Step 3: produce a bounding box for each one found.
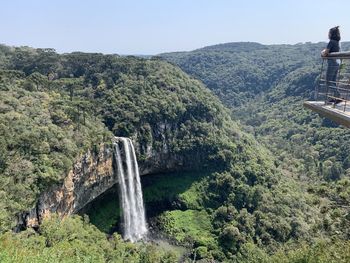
[160,42,319,107]
[0,45,273,262]
[1,41,350,262]
[160,42,350,260]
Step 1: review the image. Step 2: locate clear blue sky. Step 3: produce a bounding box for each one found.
[1,0,349,54]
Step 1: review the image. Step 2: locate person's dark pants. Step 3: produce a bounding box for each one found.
[326,59,340,97]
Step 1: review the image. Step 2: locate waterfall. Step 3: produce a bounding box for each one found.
[113,137,147,242]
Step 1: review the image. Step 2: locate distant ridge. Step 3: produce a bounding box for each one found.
[196,42,265,52]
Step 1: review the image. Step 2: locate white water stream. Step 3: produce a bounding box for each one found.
[114,137,147,242]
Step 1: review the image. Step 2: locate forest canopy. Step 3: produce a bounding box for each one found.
[1,42,350,262]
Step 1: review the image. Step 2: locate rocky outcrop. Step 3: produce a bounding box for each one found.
[19,125,196,229]
[23,144,115,228]
[136,121,185,175]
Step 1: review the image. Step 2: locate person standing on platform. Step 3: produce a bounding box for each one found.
[321,26,341,102]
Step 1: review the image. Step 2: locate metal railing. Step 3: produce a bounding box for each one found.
[316,52,350,112]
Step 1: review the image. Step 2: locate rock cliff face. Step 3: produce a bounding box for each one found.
[21,130,186,229]
[136,121,185,175]
[23,144,115,228]
[18,132,181,228]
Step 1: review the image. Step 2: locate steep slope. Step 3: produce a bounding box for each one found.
[160,41,350,258]
[236,65,350,241]
[0,70,112,232]
[160,42,330,106]
[160,41,350,183]
[0,46,241,230]
[0,45,327,261]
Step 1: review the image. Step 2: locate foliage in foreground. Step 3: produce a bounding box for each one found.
[233,241,350,263]
[0,215,177,263]
[1,215,350,263]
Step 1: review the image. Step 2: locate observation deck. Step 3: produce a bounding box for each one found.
[304,51,350,127]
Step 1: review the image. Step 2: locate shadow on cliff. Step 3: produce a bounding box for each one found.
[142,171,211,217]
[79,170,211,234]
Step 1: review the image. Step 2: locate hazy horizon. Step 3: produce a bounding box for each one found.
[0,40,339,56]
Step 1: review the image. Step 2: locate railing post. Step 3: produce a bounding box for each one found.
[344,87,349,112]
[319,59,327,104]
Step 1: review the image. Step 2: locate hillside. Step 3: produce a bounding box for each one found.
[0,45,298,261]
[161,42,350,107]
[160,41,350,257]
[0,44,239,224]
[2,43,350,261]
[160,41,350,182]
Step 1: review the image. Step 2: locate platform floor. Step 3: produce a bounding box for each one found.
[303,101,350,128]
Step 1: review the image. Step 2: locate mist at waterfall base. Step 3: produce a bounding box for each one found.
[113,137,148,242]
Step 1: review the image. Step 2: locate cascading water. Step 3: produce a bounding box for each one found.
[114,137,148,242]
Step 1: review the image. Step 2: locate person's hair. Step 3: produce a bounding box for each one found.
[329,26,341,41]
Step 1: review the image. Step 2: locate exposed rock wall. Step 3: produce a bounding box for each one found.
[19,123,199,229]
[23,144,115,228]
[137,121,185,175]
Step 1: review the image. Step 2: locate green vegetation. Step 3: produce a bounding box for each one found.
[3,40,350,262]
[0,70,112,232]
[159,210,216,246]
[142,171,208,209]
[82,189,121,233]
[84,171,209,233]
[0,44,242,232]
[0,215,177,263]
[161,42,325,107]
[160,41,350,261]
[232,241,350,263]
[0,44,279,261]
